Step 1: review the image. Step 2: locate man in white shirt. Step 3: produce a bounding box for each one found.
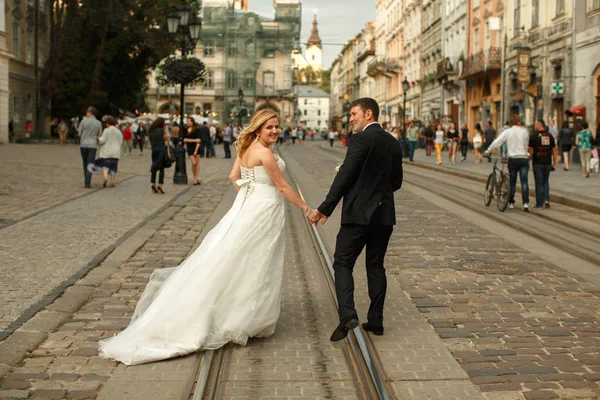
[485,115,531,211]
[328,129,335,147]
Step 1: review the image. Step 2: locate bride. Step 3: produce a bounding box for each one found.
[99,109,313,365]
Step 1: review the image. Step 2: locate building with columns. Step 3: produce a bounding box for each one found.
[461,0,503,132]
[147,0,301,127]
[503,0,574,128]
[438,0,467,127]
[403,0,422,123]
[420,0,442,126]
[574,1,600,132]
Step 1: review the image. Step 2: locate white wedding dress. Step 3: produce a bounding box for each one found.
[99,158,286,365]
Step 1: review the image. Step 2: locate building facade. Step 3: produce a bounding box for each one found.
[420,0,442,126]
[462,0,503,132]
[574,0,600,132]
[295,85,329,131]
[439,0,467,127]
[147,0,301,127]
[292,15,323,84]
[5,0,50,139]
[403,0,422,123]
[0,0,10,143]
[503,0,573,128]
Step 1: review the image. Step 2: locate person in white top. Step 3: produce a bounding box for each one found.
[209,123,217,158]
[328,129,335,147]
[88,116,124,188]
[485,115,531,211]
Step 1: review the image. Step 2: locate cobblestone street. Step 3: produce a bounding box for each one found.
[1,141,600,400]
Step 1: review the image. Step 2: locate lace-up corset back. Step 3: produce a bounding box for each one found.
[241,157,284,186]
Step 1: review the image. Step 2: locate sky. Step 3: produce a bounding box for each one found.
[248,1,375,69]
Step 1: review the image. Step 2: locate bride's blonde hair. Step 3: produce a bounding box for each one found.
[234,109,279,157]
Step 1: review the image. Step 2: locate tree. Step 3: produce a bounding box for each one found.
[318,69,331,94]
[39,0,177,126]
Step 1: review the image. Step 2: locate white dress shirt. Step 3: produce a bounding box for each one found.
[487,125,529,158]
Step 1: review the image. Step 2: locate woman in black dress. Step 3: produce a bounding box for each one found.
[446,122,458,164]
[183,117,201,185]
[149,118,167,194]
[558,121,575,171]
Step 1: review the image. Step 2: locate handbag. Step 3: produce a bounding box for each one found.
[164,145,176,168]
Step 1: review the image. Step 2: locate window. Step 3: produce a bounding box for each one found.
[554,64,562,80]
[203,103,212,116]
[203,41,215,57]
[474,28,479,51]
[318,110,321,116]
[263,71,274,94]
[514,0,521,37]
[227,42,237,57]
[26,27,33,64]
[588,0,600,12]
[203,70,213,89]
[532,0,539,27]
[226,71,236,89]
[12,23,20,58]
[244,77,254,89]
[304,99,307,105]
[555,0,565,15]
[185,103,194,115]
[263,40,275,58]
[303,109,307,116]
[195,106,201,115]
[318,120,321,126]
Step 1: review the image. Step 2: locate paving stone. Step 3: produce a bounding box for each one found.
[523,390,558,400]
[0,390,29,399]
[481,350,518,356]
[66,391,98,399]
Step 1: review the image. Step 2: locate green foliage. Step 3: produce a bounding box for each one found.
[319,69,331,94]
[155,56,206,87]
[44,0,176,118]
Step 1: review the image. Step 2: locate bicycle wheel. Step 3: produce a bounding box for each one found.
[484,173,494,207]
[497,175,510,212]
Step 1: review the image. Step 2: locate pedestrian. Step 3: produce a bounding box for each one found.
[499,121,510,159]
[184,117,201,185]
[209,122,217,157]
[407,121,419,162]
[8,119,15,143]
[459,123,469,161]
[328,129,335,147]
[549,118,559,144]
[149,118,168,194]
[434,124,445,165]
[483,120,497,162]
[222,123,232,158]
[58,119,68,147]
[446,122,458,164]
[88,116,123,188]
[198,121,211,158]
[291,127,298,145]
[576,122,593,178]
[558,121,575,171]
[136,122,147,156]
[529,119,557,208]
[78,106,103,188]
[422,123,434,156]
[25,120,32,138]
[485,115,530,211]
[473,123,484,163]
[122,123,133,155]
[297,127,304,144]
[283,127,291,146]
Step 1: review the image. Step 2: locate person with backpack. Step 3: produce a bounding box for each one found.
[528,119,557,208]
[558,121,575,171]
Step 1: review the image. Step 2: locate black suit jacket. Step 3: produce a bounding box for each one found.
[198,125,211,142]
[318,123,403,225]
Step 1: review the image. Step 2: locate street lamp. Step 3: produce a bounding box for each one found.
[167,3,202,185]
[237,88,244,128]
[402,76,410,157]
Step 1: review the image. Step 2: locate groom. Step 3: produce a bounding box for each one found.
[310,97,403,342]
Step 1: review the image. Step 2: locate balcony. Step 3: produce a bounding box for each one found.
[436,57,456,82]
[386,58,402,75]
[461,47,502,79]
[367,57,386,77]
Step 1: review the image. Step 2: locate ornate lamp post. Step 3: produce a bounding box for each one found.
[167,4,202,185]
[237,88,244,128]
[402,76,410,157]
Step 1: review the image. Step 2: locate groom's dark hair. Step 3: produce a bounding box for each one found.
[349,98,379,121]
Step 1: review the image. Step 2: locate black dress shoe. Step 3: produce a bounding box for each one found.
[330,316,359,342]
[362,322,384,336]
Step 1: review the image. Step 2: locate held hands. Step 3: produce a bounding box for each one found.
[307,208,327,225]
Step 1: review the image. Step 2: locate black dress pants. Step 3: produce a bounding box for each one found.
[223,141,231,158]
[332,209,393,326]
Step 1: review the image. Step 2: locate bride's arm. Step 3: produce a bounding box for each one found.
[260,150,310,215]
[229,157,242,190]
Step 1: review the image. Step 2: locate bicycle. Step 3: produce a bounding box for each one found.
[483,155,510,211]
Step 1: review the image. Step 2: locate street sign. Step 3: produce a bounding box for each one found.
[551,82,564,95]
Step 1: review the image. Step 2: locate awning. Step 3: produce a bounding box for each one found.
[565,104,586,116]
